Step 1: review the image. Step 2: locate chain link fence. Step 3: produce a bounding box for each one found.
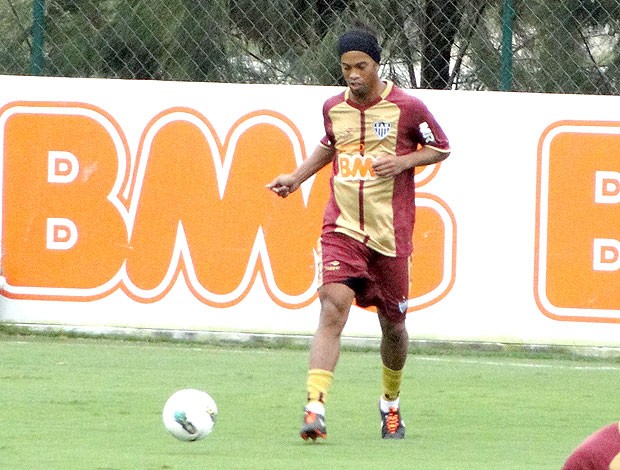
[1,0,619,94]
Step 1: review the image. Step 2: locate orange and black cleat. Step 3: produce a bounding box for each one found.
[380,406,405,439]
[300,409,327,441]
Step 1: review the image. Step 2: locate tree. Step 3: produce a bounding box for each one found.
[1,0,619,94]
[421,0,461,89]
[0,0,32,75]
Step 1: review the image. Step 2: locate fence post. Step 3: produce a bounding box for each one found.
[31,0,46,76]
[500,0,515,91]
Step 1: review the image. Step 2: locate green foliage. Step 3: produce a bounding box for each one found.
[0,0,32,74]
[510,0,620,93]
[169,0,231,82]
[0,0,619,93]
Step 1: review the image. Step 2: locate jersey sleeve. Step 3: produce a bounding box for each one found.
[409,98,450,152]
[319,93,343,148]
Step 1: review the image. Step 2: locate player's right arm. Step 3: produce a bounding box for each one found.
[266,144,335,198]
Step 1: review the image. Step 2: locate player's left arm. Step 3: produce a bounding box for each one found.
[373,146,450,178]
[373,98,450,178]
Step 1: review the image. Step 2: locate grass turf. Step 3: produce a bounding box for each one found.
[1,333,619,469]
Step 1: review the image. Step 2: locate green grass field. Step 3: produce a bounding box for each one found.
[1,331,619,470]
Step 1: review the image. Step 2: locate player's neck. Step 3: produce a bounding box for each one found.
[349,79,386,106]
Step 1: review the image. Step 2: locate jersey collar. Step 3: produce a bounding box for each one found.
[345,80,393,108]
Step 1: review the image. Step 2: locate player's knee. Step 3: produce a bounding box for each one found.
[317,299,351,336]
[381,318,408,342]
[319,284,354,314]
[318,302,348,330]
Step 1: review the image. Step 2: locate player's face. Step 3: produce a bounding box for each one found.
[340,51,380,101]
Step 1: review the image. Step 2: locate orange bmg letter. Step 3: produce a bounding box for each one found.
[536,121,620,322]
[1,102,455,312]
[1,103,130,296]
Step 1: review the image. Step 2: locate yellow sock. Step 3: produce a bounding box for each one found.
[306,368,334,404]
[382,365,403,401]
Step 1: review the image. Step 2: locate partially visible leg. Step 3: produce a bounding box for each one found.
[378,314,409,374]
[377,315,409,439]
[301,282,354,441]
[309,283,355,372]
[374,253,410,405]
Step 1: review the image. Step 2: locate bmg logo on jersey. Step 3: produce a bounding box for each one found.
[337,153,377,180]
[536,120,620,322]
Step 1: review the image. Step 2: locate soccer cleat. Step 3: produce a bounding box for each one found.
[380,406,405,439]
[300,408,327,441]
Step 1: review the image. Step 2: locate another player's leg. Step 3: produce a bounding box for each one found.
[300,283,353,441]
[378,313,408,439]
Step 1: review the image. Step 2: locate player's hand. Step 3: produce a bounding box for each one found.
[266,174,298,198]
[372,155,407,177]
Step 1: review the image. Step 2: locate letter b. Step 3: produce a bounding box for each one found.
[1,104,129,291]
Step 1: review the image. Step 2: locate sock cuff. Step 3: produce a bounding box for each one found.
[379,396,400,412]
[308,368,335,378]
[382,365,403,401]
[382,365,403,377]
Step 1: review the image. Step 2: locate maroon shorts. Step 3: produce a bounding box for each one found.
[318,231,411,323]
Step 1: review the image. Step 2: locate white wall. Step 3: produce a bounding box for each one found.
[1,75,619,347]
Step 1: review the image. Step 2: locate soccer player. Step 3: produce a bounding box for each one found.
[266,24,450,441]
[562,421,620,469]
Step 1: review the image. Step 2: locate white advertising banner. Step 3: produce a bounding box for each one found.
[1,74,619,347]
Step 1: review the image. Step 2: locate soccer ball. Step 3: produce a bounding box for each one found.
[162,388,218,441]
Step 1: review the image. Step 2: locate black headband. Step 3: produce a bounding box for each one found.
[337,30,381,64]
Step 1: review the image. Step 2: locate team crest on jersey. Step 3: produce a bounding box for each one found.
[373,121,391,140]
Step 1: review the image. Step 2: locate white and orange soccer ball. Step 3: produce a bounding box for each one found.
[162,388,218,441]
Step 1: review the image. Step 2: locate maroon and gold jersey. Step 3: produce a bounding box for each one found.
[319,80,450,257]
[563,421,620,470]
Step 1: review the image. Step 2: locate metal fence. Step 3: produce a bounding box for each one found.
[1,0,619,94]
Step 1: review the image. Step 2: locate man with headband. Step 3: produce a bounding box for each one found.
[267,24,451,441]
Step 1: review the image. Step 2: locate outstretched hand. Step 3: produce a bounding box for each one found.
[266,174,298,198]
